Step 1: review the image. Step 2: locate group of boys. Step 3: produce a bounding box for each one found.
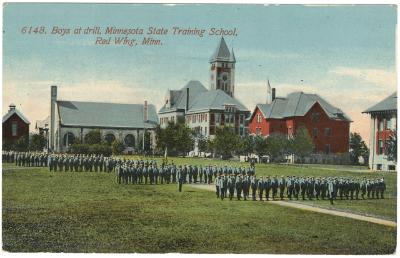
[214,174,386,204]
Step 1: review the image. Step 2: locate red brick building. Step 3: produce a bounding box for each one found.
[2,104,30,143]
[249,91,351,155]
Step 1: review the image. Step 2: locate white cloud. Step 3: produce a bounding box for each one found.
[329,66,396,88]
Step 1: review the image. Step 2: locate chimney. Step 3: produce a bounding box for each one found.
[186,87,189,111]
[272,88,276,101]
[9,103,16,111]
[143,100,148,122]
[50,85,57,150]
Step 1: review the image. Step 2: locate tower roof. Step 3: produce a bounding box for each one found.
[229,48,236,62]
[209,37,233,63]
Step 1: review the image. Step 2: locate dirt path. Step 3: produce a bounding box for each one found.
[189,184,397,228]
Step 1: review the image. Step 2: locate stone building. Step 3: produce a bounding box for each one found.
[49,86,158,153]
[158,37,250,138]
[363,92,397,171]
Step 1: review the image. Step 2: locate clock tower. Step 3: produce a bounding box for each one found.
[209,37,236,98]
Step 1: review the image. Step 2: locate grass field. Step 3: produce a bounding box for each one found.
[123,156,397,220]
[2,160,397,254]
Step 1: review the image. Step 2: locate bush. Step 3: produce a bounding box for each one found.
[29,133,46,151]
[15,136,29,152]
[70,144,90,154]
[70,143,111,156]
[84,129,102,145]
[112,139,125,155]
[89,144,112,156]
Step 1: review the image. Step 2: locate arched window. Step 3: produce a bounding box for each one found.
[124,134,135,147]
[105,134,115,145]
[63,132,75,146]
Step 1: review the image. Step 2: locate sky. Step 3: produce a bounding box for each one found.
[2,3,397,145]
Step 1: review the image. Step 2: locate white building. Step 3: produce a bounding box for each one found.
[49,86,158,153]
[363,92,397,171]
[158,37,250,138]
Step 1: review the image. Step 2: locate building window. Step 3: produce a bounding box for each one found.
[215,113,220,123]
[324,128,332,136]
[204,127,207,136]
[312,112,320,123]
[205,113,208,122]
[11,121,18,136]
[256,127,261,135]
[377,164,382,170]
[379,119,384,131]
[378,140,384,155]
[124,134,135,147]
[325,144,331,154]
[63,132,75,147]
[257,114,262,123]
[313,128,318,138]
[240,127,244,135]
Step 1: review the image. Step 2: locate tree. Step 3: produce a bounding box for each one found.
[84,129,102,144]
[112,139,125,155]
[386,130,397,163]
[265,132,289,162]
[155,121,194,156]
[253,135,267,160]
[210,126,240,159]
[29,133,46,151]
[238,134,255,157]
[197,134,208,155]
[291,127,314,163]
[349,132,369,165]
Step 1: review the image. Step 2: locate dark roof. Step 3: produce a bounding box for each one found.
[255,92,351,122]
[57,100,158,129]
[159,81,249,114]
[363,92,397,113]
[158,80,208,113]
[209,37,235,63]
[2,107,30,124]
[186,89,249,114]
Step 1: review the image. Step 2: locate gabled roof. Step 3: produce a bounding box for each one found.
[363,92,397,113]
[209,37,234,63]
[2,107,30,124]
[57,101,158,129]
[254,92,351,122]
[158,80,208,113]
[35,116,50,129]
[186,89,249,114]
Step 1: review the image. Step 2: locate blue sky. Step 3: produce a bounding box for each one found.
[3,4,397,143]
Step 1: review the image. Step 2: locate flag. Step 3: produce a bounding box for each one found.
[267,79,272,104]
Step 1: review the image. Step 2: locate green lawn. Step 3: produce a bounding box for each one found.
[2,164,397,254]
[120,156,397,220]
